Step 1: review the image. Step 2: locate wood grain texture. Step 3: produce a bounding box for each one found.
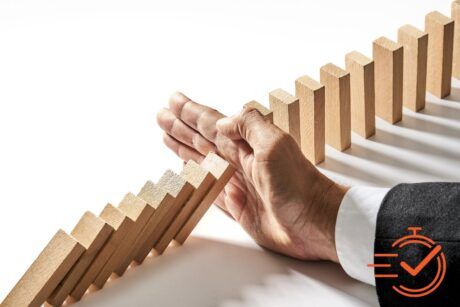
[452,1,460,79]
[294,75,325,164]
[133,170,194,262]
[320,63,351,151]
[345,51,376,138]
[425,11,455,98]
[244,100,273,123]
[70,204,133,300]
[93,193,154,286]
[155,160,216,253]
[398,25,428,112]
[269,89,301,146]
[373,36,404,124]
[175,153,235,244]
[47,212,113,306]
[129,181,174,263]
[2,230,84,307]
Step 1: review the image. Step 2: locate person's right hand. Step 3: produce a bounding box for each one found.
[157,92,348,262]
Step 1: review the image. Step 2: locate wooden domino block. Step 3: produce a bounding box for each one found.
[93,193,154,287]
[133,170,194,262]
[155,160,216,253]
[244,100,273,123]
[425,11,455,98]
[2,230,84,307]
[47,212,113,306]
[373,37,404,123]
[70,204,133,300]
[175,152,235,244]
[128,182,174,263]
[294,75,325,164]
[320,63,351,151]
[345,51,376,138]
[398,25,428,112]
[452,1,460,79]
[269,89,301,146]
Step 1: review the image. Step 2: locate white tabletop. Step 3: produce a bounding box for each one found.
[0,0,458,306]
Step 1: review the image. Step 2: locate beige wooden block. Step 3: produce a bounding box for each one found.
[373,37,404,123]
[70,204,133,300]
[294,75,325,164]
[398,25,428,112]
[2,230,84,307]
[452,1,460,79]
[425,11,455,98]
[155,160,216,253]
[133,170,194,262]
[320,63,351,151]
[345,51,376,138]
[93,193,154,286]
[127,182,174,263]
[47,212,113,306]
[175,152,235,244]
[269,89,301,146]
[244,100,273,123]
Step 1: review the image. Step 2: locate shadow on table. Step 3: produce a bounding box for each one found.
[74,237,378,307]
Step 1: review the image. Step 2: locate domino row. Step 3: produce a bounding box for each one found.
[2,152,235,307]
[246,5,460,165]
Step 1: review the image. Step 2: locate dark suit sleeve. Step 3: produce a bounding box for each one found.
[374,183,460,307]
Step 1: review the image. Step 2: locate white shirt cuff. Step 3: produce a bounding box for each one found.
[335,186,390,285]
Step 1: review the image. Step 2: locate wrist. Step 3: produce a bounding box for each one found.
[307,176,348,263]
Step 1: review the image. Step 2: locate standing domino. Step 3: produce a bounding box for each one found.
[320,63,351,151]
[373,37,404,124]
[345,51,376,138]
[425,11,455,98]
[398,25,428,112]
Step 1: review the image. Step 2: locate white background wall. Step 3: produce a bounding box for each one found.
[0,0,458,305]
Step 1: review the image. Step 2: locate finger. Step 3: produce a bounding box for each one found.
[157,108,216,155]
[217,108,281,153]
[162,133,204,163]
[169,92,225,143]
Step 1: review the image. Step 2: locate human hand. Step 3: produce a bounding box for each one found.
[157,92,348,262]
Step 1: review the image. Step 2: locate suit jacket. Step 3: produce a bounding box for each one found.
[375,182,460,306]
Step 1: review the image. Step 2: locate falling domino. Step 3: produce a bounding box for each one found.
[46,212,113,306]
[70,204,133,301]
[425,11,455,98]
[320,63,351,151]
[155,160,216,253]
[244,100,273,123]
[398,25,428,112]
[345,51,376,138]
[175,152,235,244]
[133,171,195,262]
[2,230,84,307]
[128,181,174,263]
[269,89,301,146]
[294,75,325,164]
[373,37,404,124]
[93,193,154,287]
[453,1,460,79]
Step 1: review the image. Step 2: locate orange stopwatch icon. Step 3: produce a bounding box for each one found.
[368,227,447,298]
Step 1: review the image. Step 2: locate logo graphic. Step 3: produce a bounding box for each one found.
[368,227,447,298]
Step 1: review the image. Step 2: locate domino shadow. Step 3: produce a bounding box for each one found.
[74,237,377,307]
[420,99,460,123]
[397,110,460,139]
[319,155,394,186]
[444,84,460,103]
[370,128,460,164]
[344,143,458,182]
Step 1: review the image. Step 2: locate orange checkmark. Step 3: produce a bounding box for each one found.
[400,245,442,277]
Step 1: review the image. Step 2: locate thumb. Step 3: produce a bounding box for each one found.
[216,108,276,149]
